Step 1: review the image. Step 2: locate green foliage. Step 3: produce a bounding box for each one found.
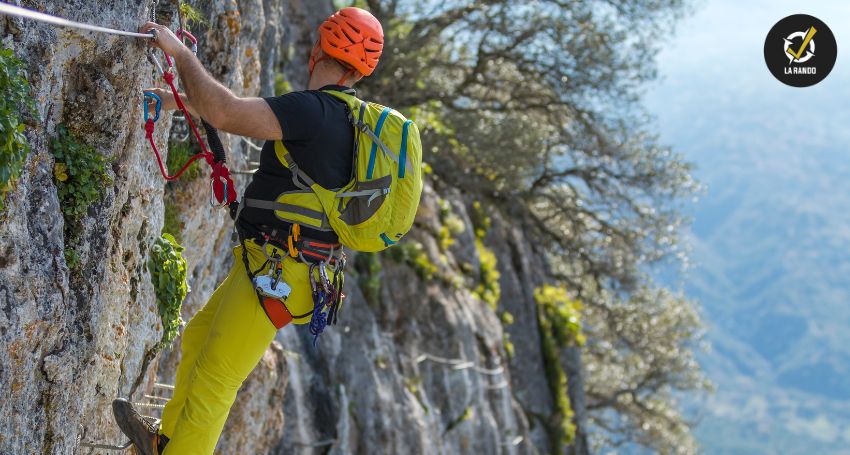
[178,2,207,30]
[437,198,465,251]
[539,321,576,451]
[405,375,430,415]
[582,286,708,453]
[167,141,202,180]
[500,311,514,326]
[503,332,515,359]
[334,0,369,10]
[468,200,501,307]
[534,285,586,348]
[473,238,500,309]
[274,73,293,94]
[51,125,112,223]
[388,240,437,280]
[534,284,584,450]
[0,47,36,210]
[162,199,184,242]
[470,201,491,241]
[445,406,474,433]
[355,252,382,307]
[148,233,189,350]
[64,248,80,270]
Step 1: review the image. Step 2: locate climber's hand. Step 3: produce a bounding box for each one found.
[140,22,188,58]
[144,88,200,117]
[145,88,178,111]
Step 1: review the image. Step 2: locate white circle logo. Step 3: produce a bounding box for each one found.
[783,28,816,64]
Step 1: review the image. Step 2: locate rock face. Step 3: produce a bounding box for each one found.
[0,1,586,454]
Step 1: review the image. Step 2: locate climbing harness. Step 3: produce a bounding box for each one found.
[143,23,237,206]
[231,206,347,343]
[0,2,156,38]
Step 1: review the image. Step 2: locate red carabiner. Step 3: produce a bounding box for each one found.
[176,28,198,55]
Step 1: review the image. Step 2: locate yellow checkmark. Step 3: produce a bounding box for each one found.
[787,26,817,60]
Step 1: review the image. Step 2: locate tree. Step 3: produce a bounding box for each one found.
[582,286,709,453]
[356,0,707,452]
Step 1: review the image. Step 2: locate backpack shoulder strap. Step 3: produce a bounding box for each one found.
[274,140,316,190]
[322,89,360,112]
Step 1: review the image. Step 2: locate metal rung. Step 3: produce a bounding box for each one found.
[133,401,166,409]
[144,394,170,402]
[79,440,132,450]
[153,382,175,390]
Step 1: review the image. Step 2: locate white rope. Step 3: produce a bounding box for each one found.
[415,353,504,376]
[0,2,155,39]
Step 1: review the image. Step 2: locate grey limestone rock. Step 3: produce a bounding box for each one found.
[0,1,586,454]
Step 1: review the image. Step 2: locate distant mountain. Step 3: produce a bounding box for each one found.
[644,0,850,452]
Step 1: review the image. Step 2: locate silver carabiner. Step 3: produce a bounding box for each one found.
[147,49,165,76]
[208,178,228,209]
[318,261,330,293]
[270,254,283,289]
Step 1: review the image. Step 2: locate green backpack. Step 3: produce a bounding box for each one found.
[243,89,423,252]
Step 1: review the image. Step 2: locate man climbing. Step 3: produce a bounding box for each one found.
[111,7,418,454]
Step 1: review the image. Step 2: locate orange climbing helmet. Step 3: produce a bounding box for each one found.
[311,7,384,77]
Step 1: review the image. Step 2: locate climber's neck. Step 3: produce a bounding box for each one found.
[307,61,360,91]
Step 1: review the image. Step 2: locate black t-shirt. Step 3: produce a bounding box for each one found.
[239,85,354,242]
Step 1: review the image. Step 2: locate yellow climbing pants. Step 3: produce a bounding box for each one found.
[159,239,315,455]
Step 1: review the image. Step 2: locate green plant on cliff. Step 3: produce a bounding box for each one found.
[167,141,202,181]
[470,201,500,308]
[162,199,185,242]
[437,198,465,251]
[388,240,437,280]
[534,284,585,452]
[178,2,207,30]
[473,238,500,309]
[535,285,585,348]
[51,125,112,223]
[275,73,293,95]
[0,47,36,211]
[148,233,189,350]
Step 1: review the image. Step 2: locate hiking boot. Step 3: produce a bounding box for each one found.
[112,398,168,455]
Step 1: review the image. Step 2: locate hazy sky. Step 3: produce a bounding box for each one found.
[645,0,850,157]
[643,1,850,450]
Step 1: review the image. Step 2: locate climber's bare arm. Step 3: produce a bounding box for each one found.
[141,22,282,141]
[144,88,200,117]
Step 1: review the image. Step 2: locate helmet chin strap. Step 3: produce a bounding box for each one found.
[311,55,357,87]
[310,42,359,87]
[337,69,355,86]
